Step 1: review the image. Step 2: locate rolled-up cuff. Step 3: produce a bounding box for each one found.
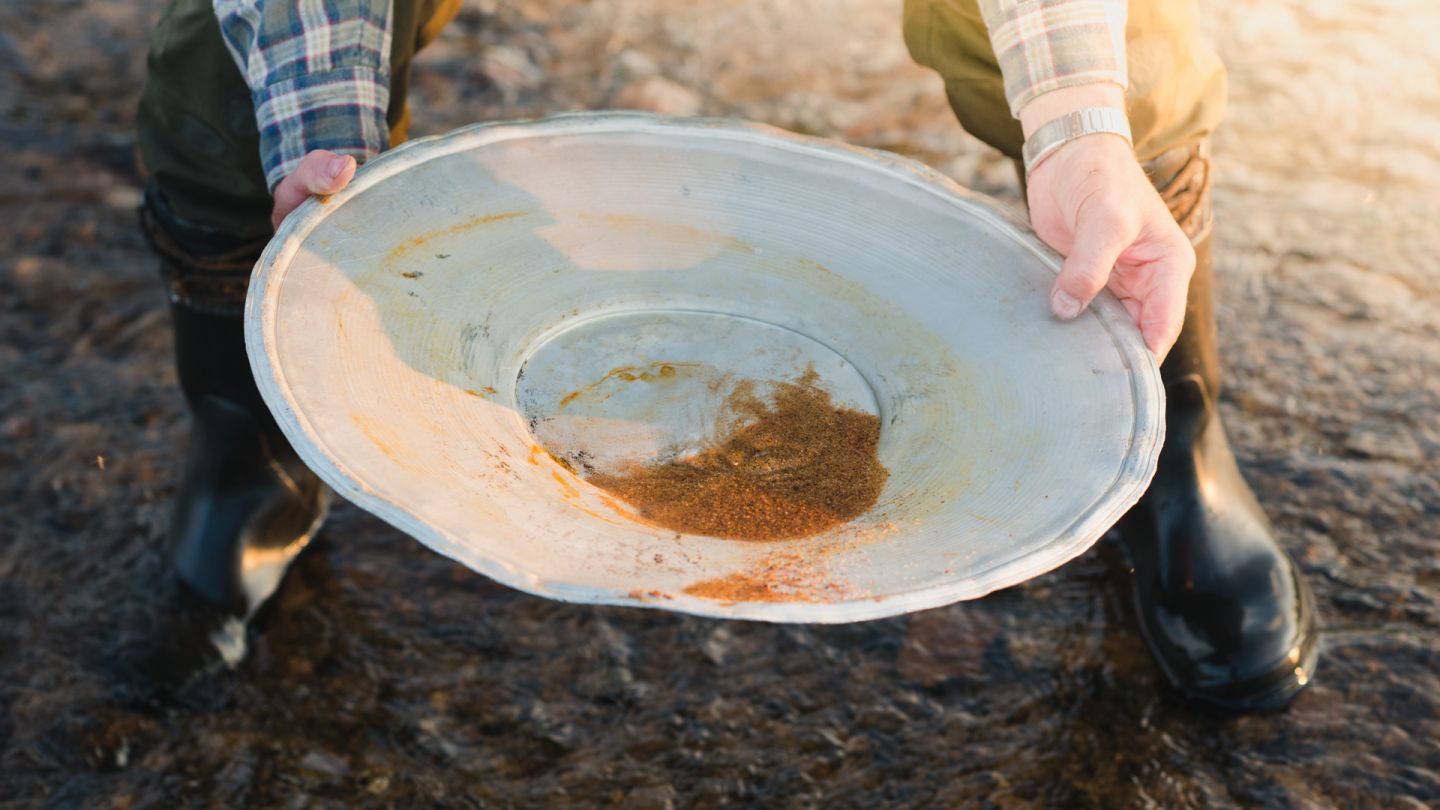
[140,186,269,314]
[253,67,391,192]
[1011,75,1128,117]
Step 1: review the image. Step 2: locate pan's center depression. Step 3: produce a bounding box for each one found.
[515,310,888,540]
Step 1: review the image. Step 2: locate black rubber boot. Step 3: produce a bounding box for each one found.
[1115,143,1320,712]
[125,190,329,694]
[166,301,329,620]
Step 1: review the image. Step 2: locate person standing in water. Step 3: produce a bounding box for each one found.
[133,0,1317,710]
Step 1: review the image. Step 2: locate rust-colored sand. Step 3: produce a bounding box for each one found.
[684,572,797,602]
[681,551,849,603]
[585,371,888,541]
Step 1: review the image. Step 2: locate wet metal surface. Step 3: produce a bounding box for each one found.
[2,0,1438,806]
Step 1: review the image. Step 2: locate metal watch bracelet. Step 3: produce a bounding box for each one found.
[1021,107,1133,175]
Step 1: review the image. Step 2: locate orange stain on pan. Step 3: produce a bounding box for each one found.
[551,470,580,499]
[524,443,654,528]
[557,361,699,409]
[384,211,525,264]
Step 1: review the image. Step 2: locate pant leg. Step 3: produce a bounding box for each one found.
[902,0,1228,161]
[387,0,464,146]
[137,0,462,244]
[137,0,274,243]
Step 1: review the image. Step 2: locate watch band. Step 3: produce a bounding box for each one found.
[1022,107,1133,175]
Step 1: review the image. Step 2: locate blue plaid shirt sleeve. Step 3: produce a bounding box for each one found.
[214,0,394,192]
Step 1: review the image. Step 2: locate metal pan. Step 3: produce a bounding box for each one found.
[246,112,1163,622]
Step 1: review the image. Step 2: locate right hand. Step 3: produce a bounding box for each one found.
[1026,133,1195,360]
[1018,84,1195,360]
[270,150,358,229]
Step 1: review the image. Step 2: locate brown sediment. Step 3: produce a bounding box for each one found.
[583,369,888,541]
[685,572,803,603]
[682,551,849,603]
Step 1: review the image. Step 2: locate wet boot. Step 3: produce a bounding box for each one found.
[1115,142,1320,711]
[127,190,329,694]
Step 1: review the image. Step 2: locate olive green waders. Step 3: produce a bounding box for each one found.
[129,0,460,690]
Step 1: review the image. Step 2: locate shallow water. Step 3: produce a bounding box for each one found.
[3,0,1438,806]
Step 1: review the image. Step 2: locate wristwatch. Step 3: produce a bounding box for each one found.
[1022,107,1133,175]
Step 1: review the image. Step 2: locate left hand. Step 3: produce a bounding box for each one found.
[271,150,358,230]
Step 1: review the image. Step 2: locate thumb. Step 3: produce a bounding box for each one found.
[271,151,357,229]
[1050,206,1133,320]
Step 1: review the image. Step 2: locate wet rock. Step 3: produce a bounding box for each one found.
[611,76,702,117]
[852,705,908,736]
[364,774,391,796]
[299,750,350,780]
[625,784,679,809]
[897,606,1003,685]
[615,48,660,79]
[520,699,579,751]
[478,44,544,100]
[699,625,734,666]
[103,186,143,211]
[1345,419,1423,462]
[416,716,466,760]
[1,414,35,441]
[215,746,260,805]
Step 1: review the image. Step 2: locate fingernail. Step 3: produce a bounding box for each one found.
[1051,288,1082,320]
[328,156,349,179]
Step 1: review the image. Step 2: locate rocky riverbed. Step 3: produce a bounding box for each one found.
[2,0,1437,806]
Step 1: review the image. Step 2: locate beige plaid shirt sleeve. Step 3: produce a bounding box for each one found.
[977,0,1129,116]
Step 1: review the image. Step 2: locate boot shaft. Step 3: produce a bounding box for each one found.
[141,185,274,415]
[1146,141,1221,403]
[168,302,271,422]
[142,186,329,616]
